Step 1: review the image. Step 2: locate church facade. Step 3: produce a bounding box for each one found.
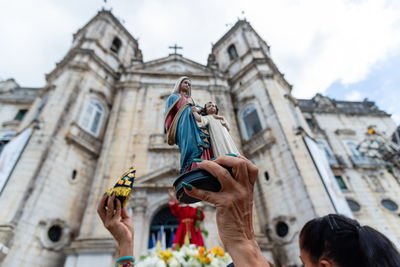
[0,10,399,267]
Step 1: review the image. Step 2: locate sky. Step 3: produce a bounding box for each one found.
[1,0,399,124]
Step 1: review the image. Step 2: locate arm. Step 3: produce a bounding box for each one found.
[98,193,134,265]
[192,106,202,122]
[183,156,270,267]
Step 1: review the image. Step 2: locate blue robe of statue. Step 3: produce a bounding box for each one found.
[164,93,211,173]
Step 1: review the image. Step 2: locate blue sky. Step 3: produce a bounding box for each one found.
[325,50,400,123]
[0,0,399,124]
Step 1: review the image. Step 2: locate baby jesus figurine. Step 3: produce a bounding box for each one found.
[192,101,240,157]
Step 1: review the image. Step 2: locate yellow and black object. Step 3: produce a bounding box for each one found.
[105,168,135,208]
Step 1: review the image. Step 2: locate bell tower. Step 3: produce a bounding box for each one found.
[210,20,341,265]
[0,10,141,266]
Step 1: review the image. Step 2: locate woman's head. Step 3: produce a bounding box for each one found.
[299,214,400,267]
[172,76,191,96]
[204,101,219,115]
[171,76,192,96]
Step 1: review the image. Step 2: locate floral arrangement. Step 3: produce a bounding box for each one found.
[136,244,232,267]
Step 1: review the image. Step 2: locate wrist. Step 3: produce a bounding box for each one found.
[118,241,134,258]
[227,240,269,267]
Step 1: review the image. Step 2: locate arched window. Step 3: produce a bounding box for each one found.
[148,206,179,249]
[242,105,262,139]
[110,37,122,54]
[79,99,104,137]
[227,44,238,60]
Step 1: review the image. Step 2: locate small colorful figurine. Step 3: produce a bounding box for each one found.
[105,168,135,208]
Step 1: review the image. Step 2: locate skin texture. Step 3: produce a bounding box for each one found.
[97,193,134,261]
[184,155,270,267]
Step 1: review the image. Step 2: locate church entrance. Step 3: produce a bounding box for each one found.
[148,205,179,248]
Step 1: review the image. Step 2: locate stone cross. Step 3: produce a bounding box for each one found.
[168,44,183,54]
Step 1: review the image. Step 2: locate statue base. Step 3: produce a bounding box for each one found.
[173,168,221,203]
[173,167,234,203]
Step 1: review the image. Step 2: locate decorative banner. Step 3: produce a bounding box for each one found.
[0,128,32,194]
[304,136,353,218]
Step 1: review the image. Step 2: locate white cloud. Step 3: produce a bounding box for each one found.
[344,91,363,101]
[1,0,400,107]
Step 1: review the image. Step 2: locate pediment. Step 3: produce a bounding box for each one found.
[141,54,212,75]
[135,163,180,187]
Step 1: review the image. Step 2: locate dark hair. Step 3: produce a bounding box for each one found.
[204,101,219,115]
[300,214,400,267]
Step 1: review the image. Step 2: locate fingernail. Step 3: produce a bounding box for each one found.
[193,158,203,162]
[182,182,192,191]
[226,153,238,157]
[103,192,107,196]
[210,157,217,161]
[111,191,114,196]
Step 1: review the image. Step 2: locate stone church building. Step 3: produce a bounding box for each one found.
[0,10,399,267]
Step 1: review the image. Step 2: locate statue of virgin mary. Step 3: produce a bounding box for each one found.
[164,77,214,173]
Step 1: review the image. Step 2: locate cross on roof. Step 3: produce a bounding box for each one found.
[168,44,183,54]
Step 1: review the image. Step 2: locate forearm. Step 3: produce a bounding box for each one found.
[227,239,269,267]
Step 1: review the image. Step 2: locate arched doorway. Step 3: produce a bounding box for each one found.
[148,205,179,248]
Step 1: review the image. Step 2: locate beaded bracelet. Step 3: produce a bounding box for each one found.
[116,256,135,267]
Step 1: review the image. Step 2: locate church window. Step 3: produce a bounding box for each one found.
[381,199,398,211]
[0,131,15,155]
[149,205,179,249]
[227,44,238,60]
[316,139,337,165]
[334,175,347,190]
[110,37,122,54]
[346,198,361,212]
[264,171,269,181]
[14,109,28,121]
[306,118,315,130]
[242,105,262,139]
[275,221,289,237]
[47,225,62,242]
[79,99,104,137]
[71,170,77,180]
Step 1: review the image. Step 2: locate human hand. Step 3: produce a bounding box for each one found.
[168,188,177,203]
[97,192,134,257]
[192,106,200,113]
[183,155,269,266]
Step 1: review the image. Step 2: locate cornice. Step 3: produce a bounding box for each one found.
[45,48,119,82]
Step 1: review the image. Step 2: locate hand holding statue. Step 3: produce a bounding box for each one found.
[183,155,270,266]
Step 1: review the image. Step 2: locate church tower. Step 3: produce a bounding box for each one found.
[209,20,351,265]
[0,10,141,266]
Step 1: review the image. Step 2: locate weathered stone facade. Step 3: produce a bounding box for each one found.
[0,10,399,267]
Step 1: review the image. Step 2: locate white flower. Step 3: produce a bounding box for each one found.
[168,257,181,267]
[136,245,232,267]
[186,257,202,267]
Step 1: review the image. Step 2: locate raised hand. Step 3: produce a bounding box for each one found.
[97,192,134,257]
[183,155,269,267]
